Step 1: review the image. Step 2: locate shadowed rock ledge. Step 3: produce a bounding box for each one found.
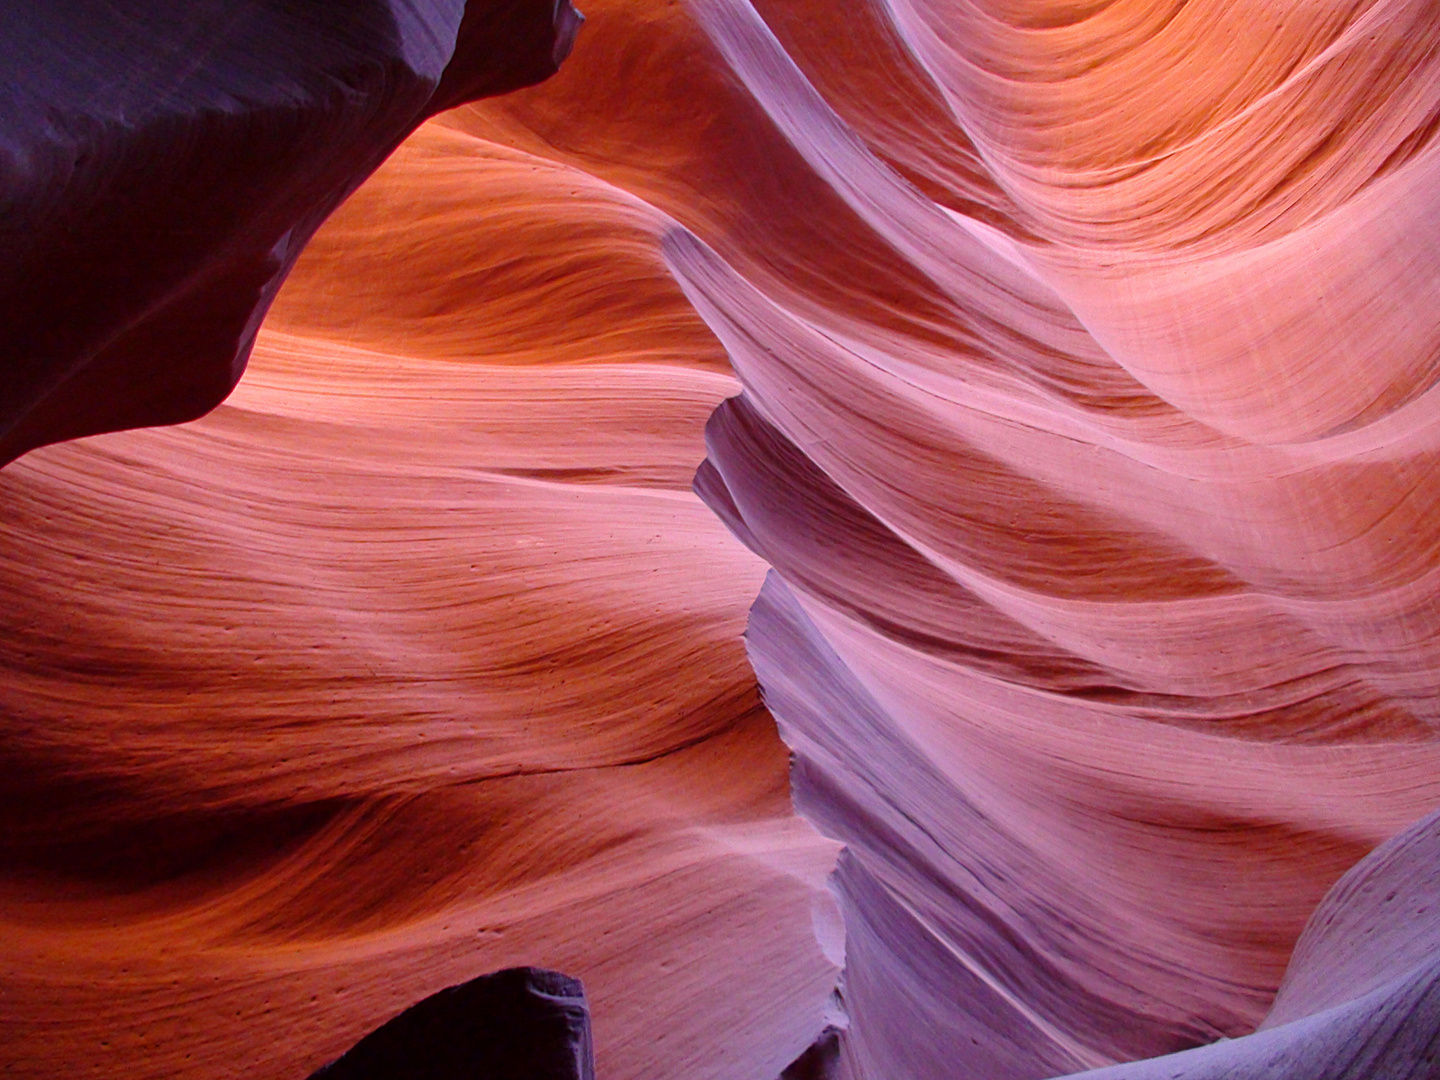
[0,0,581,467]
[307,967,595,1080]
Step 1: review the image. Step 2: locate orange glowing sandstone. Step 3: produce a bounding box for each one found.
[5,1,1440,1078]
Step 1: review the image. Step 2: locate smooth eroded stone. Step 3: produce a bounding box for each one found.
[0,0,580,466]
[1062,808,1440,1079]
[307,968,594,1080]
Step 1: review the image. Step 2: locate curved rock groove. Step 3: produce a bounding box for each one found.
[677,0,1440,1074]
[6,0,1440,1078]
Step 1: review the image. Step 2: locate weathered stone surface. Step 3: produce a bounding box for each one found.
[0,0,579,466]
[9,1,1440,1079]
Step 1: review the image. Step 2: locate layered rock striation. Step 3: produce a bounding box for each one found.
[7,0,1440,1079]
[0,5,838,1079]
[1073,806,1440,1079]
[0,105,838,1080]
[678,0,1440,1074]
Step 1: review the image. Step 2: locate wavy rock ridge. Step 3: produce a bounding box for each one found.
[677,0,1440,1074]
[6,0,1440,1078]
[1,5,838,1079]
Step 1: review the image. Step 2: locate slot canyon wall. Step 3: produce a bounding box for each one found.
[6,0,1440,1078]
[0,4,839,1078]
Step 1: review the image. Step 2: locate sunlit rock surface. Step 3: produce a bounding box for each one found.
[0,6,837,1079]
[6,0,1440,1078]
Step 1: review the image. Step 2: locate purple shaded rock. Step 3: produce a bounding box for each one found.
[1265,803,1440,1029]
[704,396,1440,1077]
[1064,808,1440,1079]
[780,1026,842,1080]
[0,0,580,466]
[307,967,594,1080]
[734,566,1193,1079]
[700,399,1223,1076]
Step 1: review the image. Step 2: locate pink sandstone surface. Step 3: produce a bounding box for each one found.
[5,0,1440,1078]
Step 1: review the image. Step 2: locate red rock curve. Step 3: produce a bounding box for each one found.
[7,0,1440,1078]
[0,113,840,1079]
[1,5,839,1078]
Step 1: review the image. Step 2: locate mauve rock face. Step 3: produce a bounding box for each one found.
[1069,808,1440,1079]
[8,0,1440,1078]
[674,0,1440,1074]
[307,967,595,1080]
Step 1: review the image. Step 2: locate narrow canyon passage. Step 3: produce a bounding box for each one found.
[0,18,840,1078]
[5,0,1440,1078]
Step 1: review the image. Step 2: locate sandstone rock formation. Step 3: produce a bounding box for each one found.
[0,105,838,1080]
[307,967,595,1080]
[6,0,1440,1078]
[0,5,837,1080]
[0,0,580,466]
[1072,806,1440,1079]
[674,0,1440,1073]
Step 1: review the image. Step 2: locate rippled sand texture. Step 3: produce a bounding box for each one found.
[0,115,840,1080]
